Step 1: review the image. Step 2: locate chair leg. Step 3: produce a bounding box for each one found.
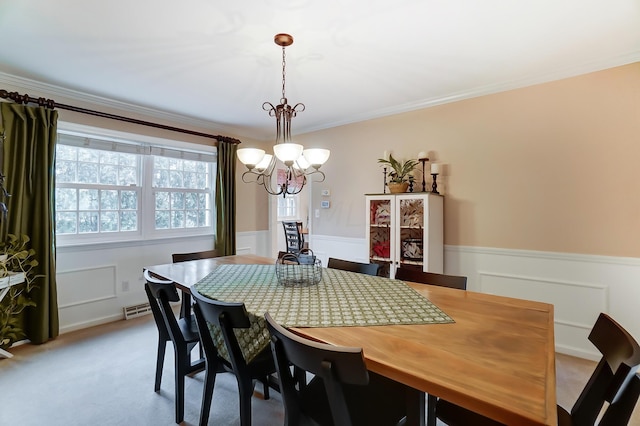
[175,352,187,424]
[238,377,254,426]
[262,376,270,400]
[199,365,217,426]
[155,339,167,392]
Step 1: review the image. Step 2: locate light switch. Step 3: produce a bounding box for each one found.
[315,209,320,218]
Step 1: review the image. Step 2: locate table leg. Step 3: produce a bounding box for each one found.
[404,388,426,426]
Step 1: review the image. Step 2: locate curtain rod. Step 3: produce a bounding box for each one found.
[0,89,242,145]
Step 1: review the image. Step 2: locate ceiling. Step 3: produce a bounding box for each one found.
[0,0,638,141]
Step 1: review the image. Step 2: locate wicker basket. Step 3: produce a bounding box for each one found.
[275,250,322,287]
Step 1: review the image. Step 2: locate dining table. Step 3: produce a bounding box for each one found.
[144,254,557,426]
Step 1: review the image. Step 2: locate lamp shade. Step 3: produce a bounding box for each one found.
[294,154,311,170]
[237,148,265,167]
[303,148,330,167]
[273,143,303,164]
[255,154,273,172]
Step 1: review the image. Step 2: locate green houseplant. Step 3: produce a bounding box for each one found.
[0,234,41,350]
[377,154,418,193]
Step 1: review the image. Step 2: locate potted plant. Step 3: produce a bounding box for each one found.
[0,233,41,350]
[377,154,419,193]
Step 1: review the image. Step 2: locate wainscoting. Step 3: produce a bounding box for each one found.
[55,231,640,360]
[56,231,270,333]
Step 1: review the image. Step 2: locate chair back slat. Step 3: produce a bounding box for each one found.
[327,257,380,276]
[282,221,304,253]
[394,268,467,290]
[172,249,219,263]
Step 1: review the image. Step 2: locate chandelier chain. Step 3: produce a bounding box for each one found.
[281,45,287,101]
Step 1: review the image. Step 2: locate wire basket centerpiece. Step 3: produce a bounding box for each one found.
[275,249,322,287]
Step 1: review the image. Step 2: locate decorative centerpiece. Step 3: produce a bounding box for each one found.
[275,249,322,286]
[377,154,419,193]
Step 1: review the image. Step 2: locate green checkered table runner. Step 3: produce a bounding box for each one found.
[193,263,453,362]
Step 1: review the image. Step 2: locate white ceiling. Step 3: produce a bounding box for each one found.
[0,0,638,141]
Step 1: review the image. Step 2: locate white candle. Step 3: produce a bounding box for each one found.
[383,150,389,160]
[417,151,427,160]
[430,163,440,174]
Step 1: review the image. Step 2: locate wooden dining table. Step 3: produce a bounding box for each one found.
[145,254,557,426]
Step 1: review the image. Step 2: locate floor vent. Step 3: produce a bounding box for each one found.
[124,303,153,320]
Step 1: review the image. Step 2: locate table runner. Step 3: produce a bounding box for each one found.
[193,264,453,362]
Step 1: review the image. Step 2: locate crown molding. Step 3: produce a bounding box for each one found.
[0,71,249,137]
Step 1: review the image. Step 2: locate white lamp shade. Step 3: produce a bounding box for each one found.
[237,148,265,167]
[294,155,311,170]
[255,154,273,172]
[303,148,330,167]
[273,143,303,163]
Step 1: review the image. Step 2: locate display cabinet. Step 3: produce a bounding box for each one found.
[366,193,443,278]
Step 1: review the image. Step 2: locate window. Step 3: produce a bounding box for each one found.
[55,129,216,244]
[277,195,299,220]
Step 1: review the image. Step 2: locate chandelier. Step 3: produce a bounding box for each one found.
[237,33,330,197]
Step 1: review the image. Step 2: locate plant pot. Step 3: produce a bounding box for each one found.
[388,182,409,193]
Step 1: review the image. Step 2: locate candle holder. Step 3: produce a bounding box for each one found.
[431,173,439,195]
[383,167,387,193]
[418,157,429,192]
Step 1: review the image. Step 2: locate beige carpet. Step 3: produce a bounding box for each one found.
[0,314,638,425]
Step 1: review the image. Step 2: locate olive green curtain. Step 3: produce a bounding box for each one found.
[0,103,59,344]
[214,140,237,256]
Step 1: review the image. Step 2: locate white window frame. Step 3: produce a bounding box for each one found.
[277,194,299,221]
[55,123,216,247]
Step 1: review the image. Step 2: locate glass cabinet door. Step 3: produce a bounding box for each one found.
[367,196,393,277]
[396,196,425,272]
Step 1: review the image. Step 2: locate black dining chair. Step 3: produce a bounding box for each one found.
[171,249,221,319]
[265,312,408,426]
[434,312,640,426]
[327,257,380,276]
[144,269,205,424]
[282,221,305,253]
[191,287,278,426]
[172,249,220,263]
[394,268,467,290]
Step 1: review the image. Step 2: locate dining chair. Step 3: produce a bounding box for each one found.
[265,312,408,426]
[191,287,278,426]
[282,221,304,253]
[143,269,205,424]
[172,249,220,319]
[171,249,220,263]
[327,257,380,276]
[434,312,640,426]
[394,268,467,290]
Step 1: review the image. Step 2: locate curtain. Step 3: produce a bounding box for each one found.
[215,140,237,256]
[0,103,59,345]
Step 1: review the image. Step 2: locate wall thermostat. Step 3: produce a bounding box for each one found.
[320,200,330,209]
